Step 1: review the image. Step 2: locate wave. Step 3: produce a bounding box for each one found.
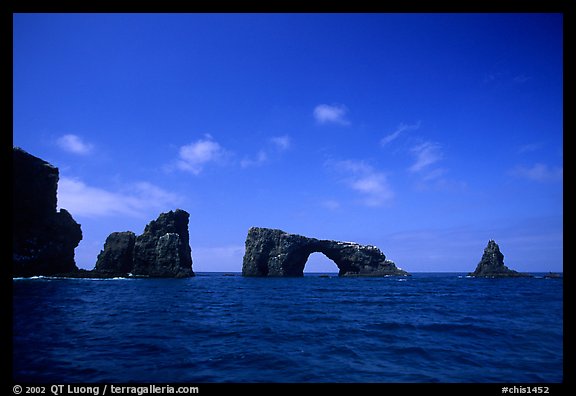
[13,275,47,280]
[13,276,132,281]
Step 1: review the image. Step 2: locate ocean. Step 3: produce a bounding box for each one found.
[12,273,563,383]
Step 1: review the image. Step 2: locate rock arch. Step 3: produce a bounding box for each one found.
[242,227,408,277]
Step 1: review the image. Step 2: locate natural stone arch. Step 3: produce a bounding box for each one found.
[242,227,408,277]
[265,242,343,276]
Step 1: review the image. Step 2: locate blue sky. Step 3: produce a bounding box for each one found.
[13,13,563,273]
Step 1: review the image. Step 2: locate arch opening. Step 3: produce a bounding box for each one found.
[303,252,339,275]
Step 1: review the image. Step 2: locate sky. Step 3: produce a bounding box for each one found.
[13,13,563,273]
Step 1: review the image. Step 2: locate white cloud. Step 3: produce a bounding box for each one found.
[513,74,532,84]
[321,199,341,210]
[56,134,93,155]
[241,135,292,169]
[331,160,394,207]
[420,167,448,182]
[58,177,183,218]
[177,135,226,174]
[407,141,463,191]
[270,135,291,151]
[351,174,394,206]
[320,199,341,210]
[517,142,543,154]
[483,70,532,85]
[510,163,563,182]
[409,141,443,173]
[240,150,268,168]
[313,104,350,125]
[380,121,421,146]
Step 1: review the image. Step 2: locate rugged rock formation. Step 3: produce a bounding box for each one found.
[242,227,408,277]
[469,240,531,278]
[92,210,194,278]
[94,231,136,275]
[132,209,194,278]
[13,147,82,277]
[543,272,562,279]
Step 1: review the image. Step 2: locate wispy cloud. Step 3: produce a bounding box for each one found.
[313,104,350,126]
[419,167,448,181]
[408,141,443,173]
[56,134,93,155]
[517,142,543,154]
[176,135,226,175]
[321,199,341,210]
[483,69,532,86]
[241,135,292,168]
[241,150,268,168]
[58,177,183,218]
[330,160,394,207]
[380,121,421,146]
[270,135,291,151]
[513,74,532,84]
[406,140,464,191]
[510,163,563,182]
[483,72,501,84]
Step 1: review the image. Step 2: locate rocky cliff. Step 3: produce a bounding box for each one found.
[132,210,194,277]
[93,210,194,278]
[242,227,408,277]
[13,147,82,277]
[94,231,136,276]
[469,240,530,278]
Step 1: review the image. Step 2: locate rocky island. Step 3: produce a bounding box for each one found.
[13,147,194,279]
[13,148,82,277]
[94,209,194,278]
[16,147,549,280]
[469,240,531,278]
[242,227,408,277]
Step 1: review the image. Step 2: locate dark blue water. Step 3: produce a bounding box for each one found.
[13,273,563,383]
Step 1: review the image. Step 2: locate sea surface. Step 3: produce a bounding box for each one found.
[13,273,563,383]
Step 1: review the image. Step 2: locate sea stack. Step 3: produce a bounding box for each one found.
[132,209,194,278]
[93,210,195,278]
[13,147,82,277]
[469,240,530,278]
[94,231,137,276]
[242,227,408,277]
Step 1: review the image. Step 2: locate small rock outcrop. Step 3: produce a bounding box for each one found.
[133,210,194,278]
[13,147,82,277]
[94,231,136,276]
[469,240,531,278]
[93,210,194,278]
[242,227,408,277]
